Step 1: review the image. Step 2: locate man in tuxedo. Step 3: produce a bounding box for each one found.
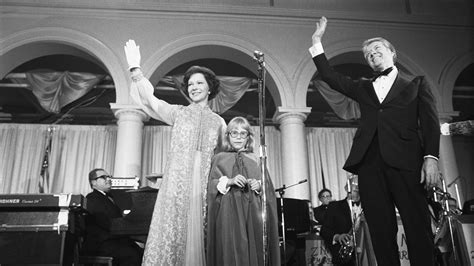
[321,176,361,266]
[314,188,332,224]
[309,17,441,266]
[83,168,143,265]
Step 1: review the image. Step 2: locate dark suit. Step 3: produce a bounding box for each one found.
[320,199,354,266]
[313,204,329,224]
[313,54,440,266]
[84,189,142,265]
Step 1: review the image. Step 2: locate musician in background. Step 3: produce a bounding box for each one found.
[313,188,332,224]
[320,176,361,266]
[462,198,474,214]
[83,168,143,265]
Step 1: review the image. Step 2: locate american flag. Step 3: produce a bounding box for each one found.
[39,127,54,193]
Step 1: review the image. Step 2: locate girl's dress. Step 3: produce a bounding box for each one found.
[207,151,281,266]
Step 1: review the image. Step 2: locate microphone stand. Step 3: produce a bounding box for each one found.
[346,179,360,266]
[275,179,308,266]
[254,50,269,265]
[351,213,359,266]
[433,177,461,265]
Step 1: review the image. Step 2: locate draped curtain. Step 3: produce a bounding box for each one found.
[140,126,173,187]
[160,75,253,114]
[1,123,355,205]
[11,72,105,113]
[306,127,357,207]
[252,126,283,189]
[10,71,251,117]
[0,124,47,193]
[0,124,117,195]
[313,79,360,120]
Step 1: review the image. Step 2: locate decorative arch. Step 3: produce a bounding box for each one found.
[0,27,128,103]
[136,33,292,108]
[438,51,474,114]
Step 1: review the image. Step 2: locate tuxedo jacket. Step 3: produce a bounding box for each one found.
[313,54,440,173]
[313,204,329,224]
[84,189,123,253]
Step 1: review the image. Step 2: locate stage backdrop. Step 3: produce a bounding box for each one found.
[0,123,356,206]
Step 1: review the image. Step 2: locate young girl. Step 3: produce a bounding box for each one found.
[206,116,280,266]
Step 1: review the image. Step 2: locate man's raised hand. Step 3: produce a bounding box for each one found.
[312,16,328,45]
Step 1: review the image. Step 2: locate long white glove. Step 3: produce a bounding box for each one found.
[124,39,141,70]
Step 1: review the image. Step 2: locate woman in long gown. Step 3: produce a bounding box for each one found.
[124,40,226,265]
[206,116,280,266]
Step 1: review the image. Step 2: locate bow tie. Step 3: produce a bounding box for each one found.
[372,67,394,81]
[352,201,360,207]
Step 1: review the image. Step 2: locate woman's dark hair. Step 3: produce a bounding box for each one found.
[182,65,220,100]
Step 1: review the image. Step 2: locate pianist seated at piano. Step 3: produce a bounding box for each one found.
[83,168,143,265]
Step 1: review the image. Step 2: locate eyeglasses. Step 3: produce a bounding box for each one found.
[228,131,249,138]
[94,175,112,180]
[320,194,332,198]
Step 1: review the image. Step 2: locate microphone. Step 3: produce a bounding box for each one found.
[254,50,264,58]
[274,179,307,192]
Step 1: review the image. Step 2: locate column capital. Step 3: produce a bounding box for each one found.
[273,107,311,124]
[110,103,149,122]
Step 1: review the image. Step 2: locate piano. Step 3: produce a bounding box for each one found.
[109,186,158,242]
[276,198,313,265]
[277,198,312,235]
[0,193,86,265]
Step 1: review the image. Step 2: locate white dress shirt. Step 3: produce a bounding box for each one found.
[372,67,398,103]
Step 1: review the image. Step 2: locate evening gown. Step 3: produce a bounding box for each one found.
[130,69,225,265]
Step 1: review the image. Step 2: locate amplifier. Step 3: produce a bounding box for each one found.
[0,193,85,208]
[0,193,86,264]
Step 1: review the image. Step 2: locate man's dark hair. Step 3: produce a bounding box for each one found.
[318,188,332,199]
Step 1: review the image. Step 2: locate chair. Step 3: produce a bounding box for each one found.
[78,255,113,266]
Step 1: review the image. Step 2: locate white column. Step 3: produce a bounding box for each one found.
[438,113,462,206]
[274,107,311,200]
[110,104,148,178]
